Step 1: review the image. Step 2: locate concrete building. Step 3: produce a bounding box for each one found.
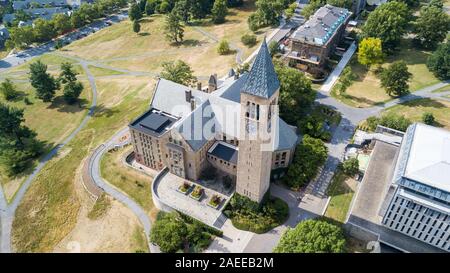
[287,4,351,76]
[380,124,450,251]
[129,40,299,203]
[347,123,449,252]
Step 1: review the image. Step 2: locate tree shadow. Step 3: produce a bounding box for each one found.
[138,32,150,36]
[47,96,89,113]
[402,97,446,109]
[7,91,28,102]
[139,18,153,24]
[93,104,119,118]
[182,39,205,47]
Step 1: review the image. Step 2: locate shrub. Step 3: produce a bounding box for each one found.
[342,158,359,176]
[283,135,328,190]
[422,112,435,125]
[217,39,231,55]
[365,113,412,132]
[226,193,289,234]
[241,33,257,47]
[268,41,279,56]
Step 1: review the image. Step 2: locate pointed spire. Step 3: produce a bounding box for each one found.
[241,38,280,99]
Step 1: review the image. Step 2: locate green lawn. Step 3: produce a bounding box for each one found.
[381,98,450,129]
[332,39,440,108]
[324,170,357,223]
[87,65,125,77]
[100,146,157,218]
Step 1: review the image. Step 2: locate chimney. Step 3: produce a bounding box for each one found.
[197,82,202,91]
[190,98,196,111]
[185,90,192,102]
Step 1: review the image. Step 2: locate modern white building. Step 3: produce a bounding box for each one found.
[380,123,450,251]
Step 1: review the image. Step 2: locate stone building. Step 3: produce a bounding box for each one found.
[129,40,299,203]
[287,4,351,76]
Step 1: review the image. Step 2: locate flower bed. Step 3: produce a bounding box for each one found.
[177,181,191,195]
[207,194,222,209]
[189,185,204,201]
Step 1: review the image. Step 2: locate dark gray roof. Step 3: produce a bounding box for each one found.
[291,4,350,46]
[241,39,280,99]
[176,100,216,151]
[129,109,177,137]
[208,142,238,164]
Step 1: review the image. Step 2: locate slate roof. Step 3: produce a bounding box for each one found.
[146,41,299,153]
[129,109,177,137]
[241,39,280,99]
[208,142,238,164]
[175,100,216,151]
[392,123,450,203]
[291,4,350,46]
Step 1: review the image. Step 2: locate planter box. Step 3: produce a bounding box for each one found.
[189,188,204,201]
[177,183,191,195]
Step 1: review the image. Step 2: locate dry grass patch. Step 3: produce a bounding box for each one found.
[12,72,153,252]
[63,15,208,61]
[95,76,155,108]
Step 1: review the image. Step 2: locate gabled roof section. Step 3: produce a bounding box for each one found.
[241,39,280,99]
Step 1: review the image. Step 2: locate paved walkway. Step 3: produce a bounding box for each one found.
[0,63,98,253]
[87,128,159,253]
[319,42,356,93]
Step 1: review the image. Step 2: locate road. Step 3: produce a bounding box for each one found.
[0,11,128,72]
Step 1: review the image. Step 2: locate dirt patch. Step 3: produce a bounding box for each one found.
[53,158,148,253]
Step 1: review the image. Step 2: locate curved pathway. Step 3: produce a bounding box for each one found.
[87,128,159,253]
[0,63,98,253]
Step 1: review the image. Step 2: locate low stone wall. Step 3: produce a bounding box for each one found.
[151,167,174,213]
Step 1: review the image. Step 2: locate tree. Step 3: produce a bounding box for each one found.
[274,64,315,125]
[255,0,284,26]
[342,158,359,176]
[227,0,243,7]
[241,33,257,47]
[70,12,84,29]
[173,0,190,23]
[8,26,35,49]
[414,6,450,49]
[164,12,184,44]
[33,18,56,43]
[52,13,72,35]
[217,39,231,55]
[380,61,412,97]
[268,40,279,56]
[283,135,328,189]
[129,2,143,21]
[133,20,141,34]
[160,60,197,86]
[285,2,298,19]
[150,212,187,253]
[145,0,158,15]
[301,0,325,20]
[429,0,444,9]
[29,61,59,102]
[358,37,383,67]
[211,0,227,24]
[0,103,43,175]
[327,0,352,8]
[274,219,346,253]
[0,79,20,101]
[63,81,84,104]
[59,62,78,84]
[422,112,435,125]
[427,42,450,80]
[247,13,260,32]
[361,1,410,52]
